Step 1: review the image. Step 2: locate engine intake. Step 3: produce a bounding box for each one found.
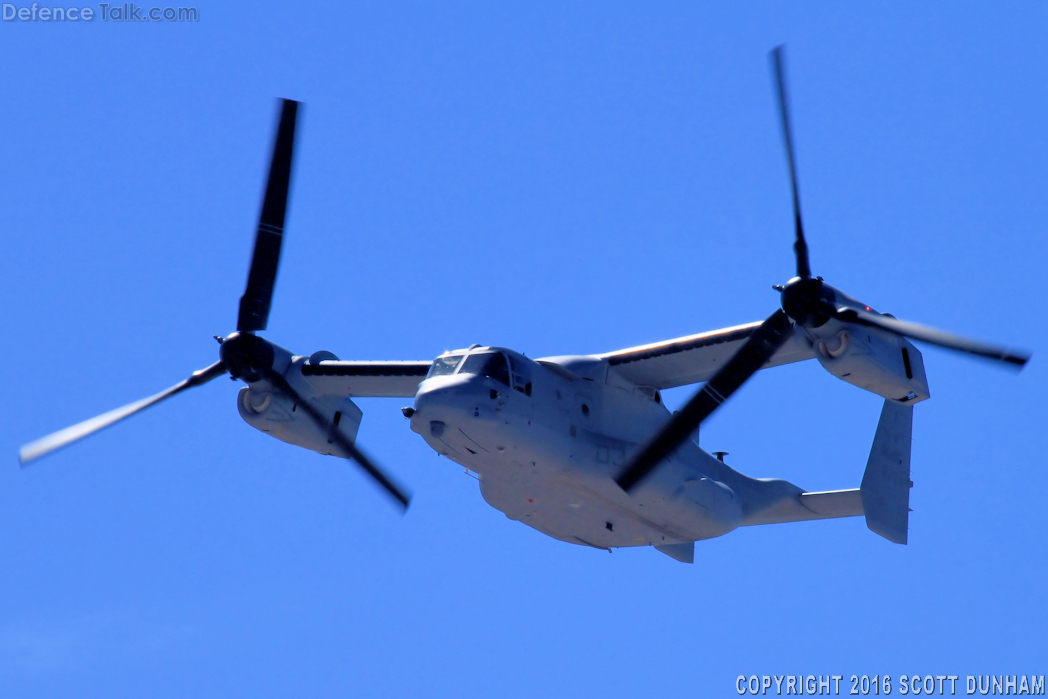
[813,323,930,404]
[237,385,364,457]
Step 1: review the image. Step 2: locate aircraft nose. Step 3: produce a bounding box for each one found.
[409,375,475,433]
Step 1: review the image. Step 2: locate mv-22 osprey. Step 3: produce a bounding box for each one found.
[21,48,1030,563]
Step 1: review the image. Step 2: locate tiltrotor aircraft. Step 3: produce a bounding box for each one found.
[20,48,1030,563]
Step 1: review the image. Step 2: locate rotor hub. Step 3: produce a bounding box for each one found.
[219,332,275,382]
[780,276,836,328]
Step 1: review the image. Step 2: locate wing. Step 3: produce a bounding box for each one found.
[301,361,432,398]
[599,321,815,390]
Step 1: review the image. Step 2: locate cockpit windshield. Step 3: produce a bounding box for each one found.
[427,354,464,378]
[459,352,510,387]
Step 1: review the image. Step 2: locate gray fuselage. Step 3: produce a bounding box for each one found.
[408,348,750,550]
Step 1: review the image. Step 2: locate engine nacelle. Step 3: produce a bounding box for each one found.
[813,323,930,404]
[236,367,364,457]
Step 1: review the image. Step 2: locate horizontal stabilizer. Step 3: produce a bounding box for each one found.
[742,488,863,527]
[860,399,913,544]
[736,401,912,542]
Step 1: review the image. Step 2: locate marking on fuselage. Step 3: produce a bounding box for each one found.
[458,428,489,453]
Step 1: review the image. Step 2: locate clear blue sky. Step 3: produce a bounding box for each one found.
[2,3,1045,697]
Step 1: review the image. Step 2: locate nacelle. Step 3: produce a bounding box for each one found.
[236,356,364,457]
[813,322,930,404]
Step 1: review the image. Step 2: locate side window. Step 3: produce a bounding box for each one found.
[459,352,510,387]
[509,355,532,397]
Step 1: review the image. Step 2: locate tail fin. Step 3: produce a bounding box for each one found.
[860,399,913,544]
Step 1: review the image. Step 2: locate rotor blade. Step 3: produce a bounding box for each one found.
[770,45,811,279]
[19,361,227,466]
[615,309,794,493]
[263,369,411,510]
[837,307,1031,369]
[237,99,300,333]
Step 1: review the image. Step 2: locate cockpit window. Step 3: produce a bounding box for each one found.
[509,355,532,397]
[427,355,464,378]
[459,352,510,387]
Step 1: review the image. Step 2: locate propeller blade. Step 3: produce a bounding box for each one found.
[837,307,1030,369]
[263,369,411,510]
[770,45,811,279]
[237,99,300,333]
[615,309,794,493]
[19,361,228,466]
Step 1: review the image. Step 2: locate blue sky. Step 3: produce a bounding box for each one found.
[2,3,1045,697]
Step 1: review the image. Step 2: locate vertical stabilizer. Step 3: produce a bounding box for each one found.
[860,400,913,544]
